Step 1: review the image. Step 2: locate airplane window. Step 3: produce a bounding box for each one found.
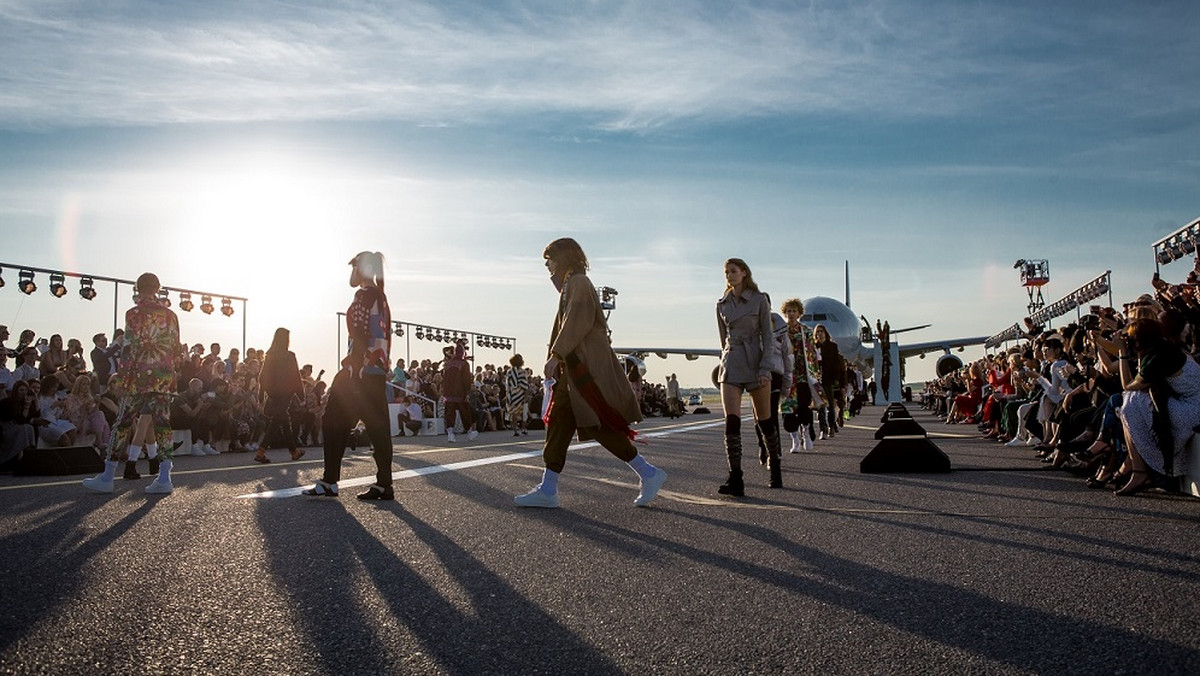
[802,314,827,321]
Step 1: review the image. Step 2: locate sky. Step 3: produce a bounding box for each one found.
[1,0,1197,388]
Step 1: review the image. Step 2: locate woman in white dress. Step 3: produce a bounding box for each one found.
[1114,318,1200,495]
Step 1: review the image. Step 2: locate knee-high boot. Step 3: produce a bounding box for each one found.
[759,420,783,488]
[718,415,744,497]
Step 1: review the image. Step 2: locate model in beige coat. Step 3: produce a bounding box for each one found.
[514,238,667,508]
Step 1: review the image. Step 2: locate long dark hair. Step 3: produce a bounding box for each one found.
[268,327,290,354]
[543,238,589,274]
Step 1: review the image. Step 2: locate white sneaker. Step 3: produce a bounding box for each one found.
[447,430,457,443]
[145,478,173,494]
[514,488,559,508]
[81,474,114,493]
[174,444,191,456]
[206,443,221,455]
[789,434,800,454]
[803,434,814,451]
[634,468,667,507]
[1004,437,1026,448]
[467,429,478,441]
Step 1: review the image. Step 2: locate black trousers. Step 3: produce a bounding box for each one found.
[263,395,296,451]
[321,370,393,487]
[543,379,636,474]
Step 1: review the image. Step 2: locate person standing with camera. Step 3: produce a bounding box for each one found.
[304,252,394,500]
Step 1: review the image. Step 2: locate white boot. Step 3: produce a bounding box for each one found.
[145,459,174,494]
[789,432,800,454]
[804,427,814,451]
[447,429,457,443]
[82,460,120,493]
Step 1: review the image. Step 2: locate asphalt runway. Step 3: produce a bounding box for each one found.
[2,406,1199,675]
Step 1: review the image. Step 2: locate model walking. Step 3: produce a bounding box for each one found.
[514,238,666,508]
[781,298,823,453]
[258,327,305,463]
[304,252,394,500]
[716,258,780,495]
[83,272,179,494]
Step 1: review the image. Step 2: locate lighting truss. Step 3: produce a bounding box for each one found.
[1152,215,1200,272]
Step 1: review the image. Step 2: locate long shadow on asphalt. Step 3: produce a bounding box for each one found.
[253,498,622,675]
[629,509,1199,672]
[0,495,156,656]
[401,462,1200,671]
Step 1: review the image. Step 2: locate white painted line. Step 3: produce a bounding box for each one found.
[236,419,726,499]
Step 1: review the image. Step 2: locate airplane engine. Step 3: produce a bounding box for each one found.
[935,354,963,378]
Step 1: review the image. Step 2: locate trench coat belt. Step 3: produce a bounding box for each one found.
[725,335,758,347]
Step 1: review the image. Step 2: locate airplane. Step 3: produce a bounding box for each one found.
[613,263,989,399]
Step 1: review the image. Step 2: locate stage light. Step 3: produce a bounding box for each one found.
[78,276,97,300]
[416,328,425,340]
[220,298,234,317]
[178,291,194,312]
[394,325,404,337]
[48,273,68,298]
[157,287,171,307]
[18,270,36,295]
[200,295,214,314]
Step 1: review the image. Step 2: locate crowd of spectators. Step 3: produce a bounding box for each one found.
[389,351,547,434]
[0,325,334,470]
[921,266,1200,496]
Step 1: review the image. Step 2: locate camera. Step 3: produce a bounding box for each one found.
[1080,314,1101,330]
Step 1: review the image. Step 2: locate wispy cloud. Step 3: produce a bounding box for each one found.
[2,1,1194,131]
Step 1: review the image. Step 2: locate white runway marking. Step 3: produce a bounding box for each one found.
[236,418,725,499]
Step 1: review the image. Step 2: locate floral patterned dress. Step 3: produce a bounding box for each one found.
[109,298,180,458]
[786,323,825,409]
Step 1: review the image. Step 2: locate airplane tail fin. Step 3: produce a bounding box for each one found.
[844,260,851,309]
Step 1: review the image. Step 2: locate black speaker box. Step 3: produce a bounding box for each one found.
[874,418,928,439]
[15,446,105,476]
[860,437,951,473]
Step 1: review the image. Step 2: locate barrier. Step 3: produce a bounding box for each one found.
[15,445,104,476]
[860,404,951,474]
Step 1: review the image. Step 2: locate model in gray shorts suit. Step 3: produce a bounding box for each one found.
[717,288,773,390]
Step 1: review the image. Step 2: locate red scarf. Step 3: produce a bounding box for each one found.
[543,354,637,441]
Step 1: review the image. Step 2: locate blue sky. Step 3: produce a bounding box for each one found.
[1,0,1197,387]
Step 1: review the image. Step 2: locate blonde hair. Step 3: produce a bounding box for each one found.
[351,251,385,290]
